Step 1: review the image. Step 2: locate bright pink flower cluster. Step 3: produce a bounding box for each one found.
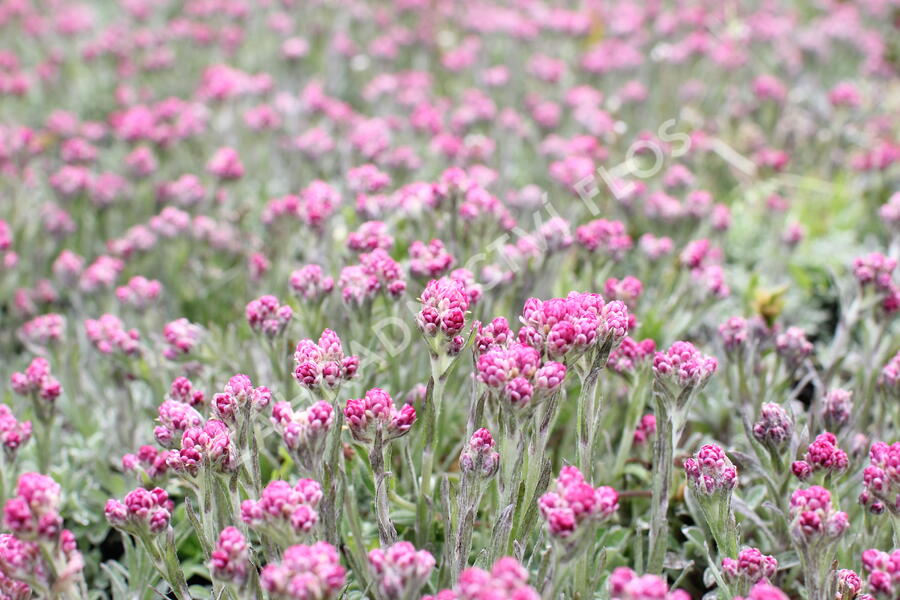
[121,445,170,481]
[792,432,848,479]
[410,239,456,278]
[212,374,271,423]
[608,567,689,600]
[84,314,140,356]
[166,419,236,476]
[154,398,203,448]
[880,351,900,394]
[633,415,657,445]
[115,276,162,310]
[293,329,360,391]
[246,295,293,337]
[289,264,334,301]
[0,529,83,597]
[861,548,900,599]
[607,337,656,374]
[652,341,718,389]
[260,541,346,600]
[3,473,62,541]
[422,557,540,600]
[604,276,643,308]
[539,466,618,539]
[684,444,738,495]
[823,389,853,430]
[367,541,435,600]
[853,252,897,291]
[339,249,406,305]
[347,221,394,252]
[477,342,566,409]
[10,357,61,402]
[519,292,629,361]
[206,147,243,180]
[575,219,632,259]
[752,403,792,450]
[168,376,205,407]
[241,479,322,537]
[459,428,501,479]
[0,406,30,457]
[722,548,778,584]
[788,486,849,541]
[162,317,202,359]
[344,388,416,444]
[416,277,470,345]
[104,487,173,535]
[860,441,900,515]
[210,527,249,586]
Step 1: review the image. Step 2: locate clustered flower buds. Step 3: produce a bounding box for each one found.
[732,582,790,600]
[608,567,689,600]
[416,277,470,352]
[792,432,848,480]
[10,357,61,403]
[0,406,31,459]
[367,541,436,600]
[3,473,62,540]
[271,400,333,474]
[293,329,359,392]
[774,327,813,369]
[539,466,618,540]
[823,389,853,431]
[633,414,657,445]
[212,374,271,423]
[241,479,322,541]
[289,264,334,301]
[122,445,170,481]
[423,557,540,600]
[752,403,792,451]
[459,428,500,479]
[105,487,173,535]
[861,548,899,599]
[722,548,778,584]
[155,398,203,448]
[260,541,346,600]
[84,314,140,356]
[684,444,738,495]
[608,337,656,374]
[166,418,236,476]
[344,388,416,444]
[880,351,900,396]
[652,341,718,391]
[789,486,849,542]
[860,441,900,515]
[210,527,249,587]
[246,295,293,337]
[162,318,203,359]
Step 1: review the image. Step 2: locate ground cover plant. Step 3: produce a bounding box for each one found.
[0,0,899,598]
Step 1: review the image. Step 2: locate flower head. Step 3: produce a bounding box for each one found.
[752,403,792,451]
[260,541,346,600]
[860,441,900,515]
[652,341,717,390]
[608,567,690,600]
[212,374,272,423]
[459,428,500,479]
[210,527,249,586]
[539,466,618,540]
[684,444,738,495]
[789,486,849,542]
[293,330,359,392]
[246,295,293,337]
[105,487,173,535]
[241,479,322,541]
[344,388,416,444]
[367,541,435,600]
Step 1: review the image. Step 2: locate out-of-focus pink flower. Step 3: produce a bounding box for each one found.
[261,541,345,600]
[344,388,415,444]
[367,541,435,600]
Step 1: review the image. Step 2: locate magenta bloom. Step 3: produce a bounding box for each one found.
[241,479,322,540]
[423,557,539,600]
[683,444,737,495]
[459,428,500,479]
[722,548,778,584]
[860,441,900,515]
[343,388,416,444]
[211,374,271,423]
[10,357,61,402]
[293,329,360,392]
[539,466,618,540]
[416,276,471,340]
[210,527,249,586]
[788,486,849,542]
[608,567,690,600]
[245,295,293,337]
[261,541,346,600]
[652,341,717,389]
[105,487,173,535]
[367,541,435,600]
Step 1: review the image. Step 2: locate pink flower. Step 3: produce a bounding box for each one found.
[105,487,172,535]
[19,314,66,347]
[410,239,456,279]
[241,479,322,539]
[84,314,140,356]
[732,581,790,600]
[417,277,470,340]
[459,428,500,479]
[246,295,293,337]
[424,557,539,600]
[210,527,249,586]
[652,341,717,389]
[289,264,334,301]
[212,374,271,423]
[721,548,778,584]
[789,486,849,541]
[575,219,632,259]
[860,441,900,515]
[115,276,162,311]
[344,388,416,444]
[753,403,792,450]
[367,542,435,600]
[803,432,849,474]
[261,541,346,600]
[3,473,62,541]
[293,330,359,392]
[166,419,236,476]
[683,444,738,495]
[10,357,61,402]
[162,318,202,359]
[347,221,394,252]
[539,466,618,539]
[0,406,31,457]
[608,567,689,600]
[206,147,244,180]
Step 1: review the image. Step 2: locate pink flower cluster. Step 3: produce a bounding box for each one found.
[347,221,394,252]
[860,441,900,515]
[683,444,738,495]
[823,389,853,430]
[121,445,170,481]
[519,292,629,361]
[0,529,83,598]
[774,327,813,368]
[210,527,249,587]
[271,400,333,464]
[722,548,778,584]
[162,317,202,359]
[246,295,293,337]
[241,479,322,538]
[752,403,792,450]
[293,329,359,391]
[732,582,790,600]
[3,473,62,541]
[115,276,162,310]
[792,432,848,479]
[416,277,471,348]
[154,398,203,448]
[260,541,346,600]
[344,388,416,444]
[576,219,632,259]
[105,487,173,535]
[539,466,618,539]
[788,486,849,541]
[423,557,540,600]
[608,336,656,374]
[880,351,900,394]
[652,341,718,389]
[409,239,456,278]
[289,264,334,301]
[861,548,899,599]
[0,406,31,457]
[84,314,140,356]
[212,374,271,423]
[633,414,657,445]
[608,567,689,600]
[10,357,61,402]
[166,418,236,476]
[459,428,501,479]
[367,541,436,600]
[339,249,406,305]
[477,342,566,410]
[19,313,65,346]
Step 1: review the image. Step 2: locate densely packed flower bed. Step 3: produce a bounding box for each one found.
[1,0,899,598]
